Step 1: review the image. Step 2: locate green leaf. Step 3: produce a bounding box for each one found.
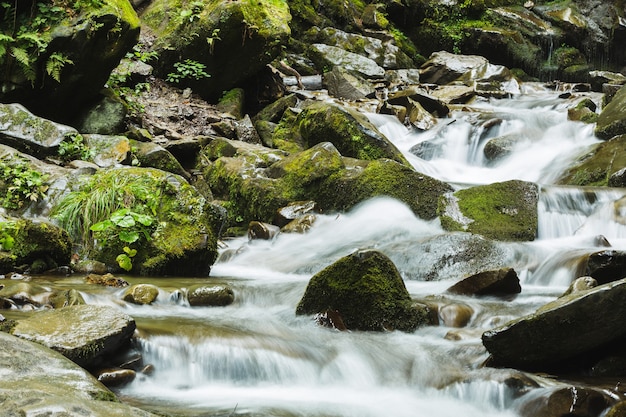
[123,246,137,257]
[90,219,113,231]
[110,208,130,223]
[119,230,139,243]
[116,254,132,271]
[1,235,14,250]
[133,213,153,226]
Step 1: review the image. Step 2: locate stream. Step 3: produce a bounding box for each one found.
[22,85,626,416]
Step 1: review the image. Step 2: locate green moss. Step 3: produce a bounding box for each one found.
[296,250,428,331]
[558,136,626,186]
[443,180,538,241]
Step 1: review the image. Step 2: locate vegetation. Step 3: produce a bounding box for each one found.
[166,59,211,84]
[58,132,93,162]
[0,157,48,210]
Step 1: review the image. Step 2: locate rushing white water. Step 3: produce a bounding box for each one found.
[110,88,622,417]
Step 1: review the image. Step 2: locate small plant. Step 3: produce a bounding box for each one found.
[58,132,93,162]
[178,0,204,23]
[0,222,15,251]
[0,157,49,210]
[166,59,210,84]
[90,208,155,271]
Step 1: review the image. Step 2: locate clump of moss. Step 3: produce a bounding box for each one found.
[296,249,429,331]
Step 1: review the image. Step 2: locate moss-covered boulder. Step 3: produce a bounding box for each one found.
[0,332,157,416]
[129,139,188,177]
[1,219,72,273]
[294,102,410,166]
[318,158,453,220]
[296,249,429,332]
[0,0,140,123]
[482,277,626,372]
[52,167,218,276]
[438,180,538,241]
[11,305,135,369]
[596,85,626,140]
[140,0,291,100]
[557,135,626,187]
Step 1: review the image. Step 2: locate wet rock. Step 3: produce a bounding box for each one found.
[323,66,376,100]
[85,273,130,288]
[274,201,319,228]
[318,158,453,221]
[73,260,108,275]
[296,249,430,332]
[581,250,626,285]
[420,51,488,85]
[482,277,626,372]
[517,386,613,417]
[295,102,409,165]
[123,284,160,305]
[558,135,626,186]
[605,401,626,417]
[567,98,598,124]
[439,303,474,328]
[609,168,626,188]
[483,134,524,162]
[281,214,317,234]
[267,141,345,183]
[0,281,50,308]
[248,221,280,241]
[315,309,348,331]
[309,43,385,79]
[0,332,156,416]
[405,99,438,130]
[187,284,234,307]
[387,88,449,118]
[446,268,521,297]
[48,289,85,309]
[253,94,299,124]
[589,71,626,93]
[97,368,137,387]
[596,84,626,140]
[438,180,539,241]
[84,134,131,167]
[129,140,188,177]
[430,85,475,104]
[8,219,72,269]
[11,304,136,369]
[76,95,128,135]
[561,276,598,297]
[234,115,262,145]
[217,88,245,120]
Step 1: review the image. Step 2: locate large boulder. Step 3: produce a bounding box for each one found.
[0,332,156,416]
[557,135,626,186]
[294,102,410,165]
[419,51,489,85]
[482,278,626,372]
[296,249,429,332]
[52,167,218,276]
[580,250,626,285]
[140,0,291,100]
[0,0,140,123]
[596,84,626,140]
[11,304,136,369]
[438,180,539,241]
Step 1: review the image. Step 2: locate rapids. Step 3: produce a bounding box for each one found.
[23,87,626,416]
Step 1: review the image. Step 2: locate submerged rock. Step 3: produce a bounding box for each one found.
[517,386,613,417]
[11,305,136,369]
[296,249,429,332]
[482,278,626,372]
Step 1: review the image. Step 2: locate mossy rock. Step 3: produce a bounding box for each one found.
[123,284,159,305]
[11,305,136,369]
[318,158,453,220]
[438,180,538,241]
[129,139,188,177]
[141,0,291,100]
[596,85,626,140]
[52,167,218,276]
[295,102,410,165]
[0,0,140,123]
[557,135,626,187]
[8,219,72,268]
[296,249,429,332]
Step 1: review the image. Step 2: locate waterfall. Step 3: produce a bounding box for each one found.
[106,87,618,416]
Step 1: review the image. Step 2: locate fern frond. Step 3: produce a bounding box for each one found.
[10,46,35,81]
[16,32,46,51]
[46,52,73,82]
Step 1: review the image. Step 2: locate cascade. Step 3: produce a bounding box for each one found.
[20,87,617,417]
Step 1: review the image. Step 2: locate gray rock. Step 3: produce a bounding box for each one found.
[11,305,136,369]
[482,277,626,371]
[187,284,235,307]
[0,332,156,416]
[324,66,376,100]
[596,84,626,140]
[85,134,131,167]
[310,43,385,79]
[420,51,488,85]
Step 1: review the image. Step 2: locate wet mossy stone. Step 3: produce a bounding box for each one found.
[296,249,429,332]
[0,331,158,416]
[557,135,626,187]
[596,84,626,140]
[438,180,539,241]
[129,139,188,177]
[141,0,291,101]
[123,284,160,305]
[482,277,626,372]
[11,305,136,369]
[187,284,235,307]
[295,102,410,166]
[10,219,72,268]
[318,158,453,220]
